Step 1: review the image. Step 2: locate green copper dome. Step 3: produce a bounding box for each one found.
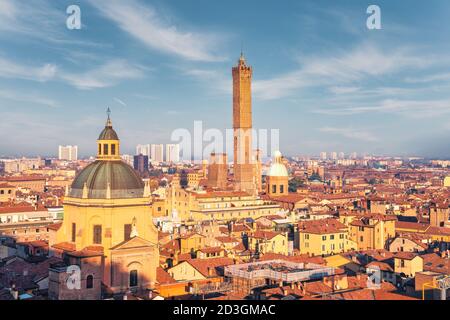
[69,160,144,199]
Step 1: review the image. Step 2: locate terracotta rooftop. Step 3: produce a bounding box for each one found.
[298,218,347,234]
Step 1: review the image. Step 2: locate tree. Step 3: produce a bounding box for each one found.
[289,177,305,192]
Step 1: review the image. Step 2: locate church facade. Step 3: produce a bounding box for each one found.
[49,112,159,298]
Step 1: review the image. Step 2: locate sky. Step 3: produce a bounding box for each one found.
[1,0,450,159]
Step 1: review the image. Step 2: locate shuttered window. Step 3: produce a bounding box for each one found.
[93,225,102,244]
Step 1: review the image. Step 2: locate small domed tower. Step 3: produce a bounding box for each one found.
[266,151,289,197]
[97,108,120,161]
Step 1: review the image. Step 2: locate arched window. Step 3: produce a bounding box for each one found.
[129,270,138,287]
[86,275,94,289]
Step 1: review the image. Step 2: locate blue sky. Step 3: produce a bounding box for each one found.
[1,0,450,158]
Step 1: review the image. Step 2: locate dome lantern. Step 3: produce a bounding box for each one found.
[97,108,121,161]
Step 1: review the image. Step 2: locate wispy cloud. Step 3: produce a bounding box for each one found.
[58,59,146,90]
[315,99,450,118]
[0,89,58,108]
[319,127,378,142]
[90,0,224,62]
[0,56,57,82]
[405,72,450,84]
[0,56,145,90]
[0,0,103,47]
[253,44,439,100]
[113,97,127,107]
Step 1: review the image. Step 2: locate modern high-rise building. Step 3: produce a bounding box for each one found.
[58,145,78,161]
[134,154,149,174]
[150,144,164,163]
[232,53,257,194]
[339,152,345,160]
[136,144,151,157]
[320,152,327,160]
[331,152,338,160]
[165,144,180,163]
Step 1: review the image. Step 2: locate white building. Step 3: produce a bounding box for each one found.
[165,144,180,163]
[58,145,78,161]
[320,152,327,160]
[121,154,134,166]
[136,144,151,157]
[151,144,164,163]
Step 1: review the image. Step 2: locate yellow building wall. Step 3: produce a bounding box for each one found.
[56,196,159,287]
[248,234,288,255]
[180,235,205,254]
[299,231,350,256]
[394,257,423,277]
[168,261,207,282]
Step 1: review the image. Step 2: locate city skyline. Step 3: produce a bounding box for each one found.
[1,0,450,158]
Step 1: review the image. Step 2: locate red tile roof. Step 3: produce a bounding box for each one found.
[184,257,235,277]
[298,218,347,234]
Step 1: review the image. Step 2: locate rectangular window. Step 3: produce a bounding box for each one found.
[330,235,335,240]
[272,185,277,193]
[124,224,132,241]
[71,223,76,242]
[93,225,102,244]
[129,270,138,287]
[103,144,109,155]
[322,235,327,241]
[280,185,284,194]
[111,144,116,155]
[98,144,101,155]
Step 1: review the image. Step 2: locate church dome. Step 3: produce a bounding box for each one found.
[68,109,144,199]
[69,161,144,199]
[268,151,288,177]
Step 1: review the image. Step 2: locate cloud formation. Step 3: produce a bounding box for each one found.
[89,0,223,62]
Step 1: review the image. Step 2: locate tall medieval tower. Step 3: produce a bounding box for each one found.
[232,53,257,194]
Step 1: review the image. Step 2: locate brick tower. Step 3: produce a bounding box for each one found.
[233,53,256,194]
